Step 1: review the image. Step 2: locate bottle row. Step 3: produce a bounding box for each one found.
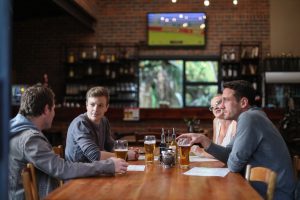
[66,45,137,64]
[221,64,259,79]
[65,83,138,96]
[221,46,260,62]
[266,85,300,97]
[67,64,136,79]
[63,96,138,108]
[264,56,300,71]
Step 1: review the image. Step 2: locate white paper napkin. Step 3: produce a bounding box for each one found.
[184,167,230,177]
[127,165,146,171]
[189,155,218,162]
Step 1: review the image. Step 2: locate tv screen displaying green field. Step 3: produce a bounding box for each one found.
[147,13,206,47]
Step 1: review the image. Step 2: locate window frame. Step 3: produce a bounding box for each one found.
[138,56,221,108]
[183,57,221,107]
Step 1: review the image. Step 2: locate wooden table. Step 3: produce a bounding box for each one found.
[45,160,262,200]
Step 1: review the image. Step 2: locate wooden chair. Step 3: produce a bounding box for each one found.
[294,155,300,178]
[53,145,64,186]
[245,165,277,200]
[21,163,39,200]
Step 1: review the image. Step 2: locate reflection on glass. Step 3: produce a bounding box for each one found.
[139,60,183,108]
[185,85,218,107]
[266,84,296,108]
[185,61,218,82]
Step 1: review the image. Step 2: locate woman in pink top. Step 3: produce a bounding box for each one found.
[191,94,236,158]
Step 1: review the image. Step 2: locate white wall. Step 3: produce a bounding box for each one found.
[270,0,300,56]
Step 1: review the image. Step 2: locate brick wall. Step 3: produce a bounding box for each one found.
[12,0,270,102]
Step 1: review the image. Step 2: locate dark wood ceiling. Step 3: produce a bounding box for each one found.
[12,0,96,30]
[12,0,67,21]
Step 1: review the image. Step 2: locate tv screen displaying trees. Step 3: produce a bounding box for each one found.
[147,12,206,47]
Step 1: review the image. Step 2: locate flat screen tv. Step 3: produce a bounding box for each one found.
[147,12,206,47]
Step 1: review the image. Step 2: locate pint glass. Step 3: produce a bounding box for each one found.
[144,135,156,163]
[114,140,128,160]
[178,138,191,169]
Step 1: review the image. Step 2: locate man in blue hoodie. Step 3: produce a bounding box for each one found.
[9,85,128,200]
[178,80,295,200]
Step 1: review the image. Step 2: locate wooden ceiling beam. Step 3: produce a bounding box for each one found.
[53,0,97,31]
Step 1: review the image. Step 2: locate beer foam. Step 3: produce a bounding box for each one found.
[144,140,156,145]
[178,144,191,147]
[114,149,128,152]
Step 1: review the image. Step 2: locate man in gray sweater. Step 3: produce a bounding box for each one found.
[178,80,295,200]
[9,85,128,200]
[65,86,138,163]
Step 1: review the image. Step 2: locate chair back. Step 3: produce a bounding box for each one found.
[294,155,300,178]
[21,163,39,200]
[245,165,277,200]
[53,145,64,186]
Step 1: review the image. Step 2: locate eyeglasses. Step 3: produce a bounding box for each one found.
[209,99,222,112]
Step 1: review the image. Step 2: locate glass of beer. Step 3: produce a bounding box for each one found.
[178,138,191,169]
[144,135,156,163]
[114,140,128,160]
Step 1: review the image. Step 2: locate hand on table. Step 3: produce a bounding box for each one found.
[127,147,139,161]
[110,157,128,174]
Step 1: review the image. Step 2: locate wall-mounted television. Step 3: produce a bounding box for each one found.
[147,12,207,47]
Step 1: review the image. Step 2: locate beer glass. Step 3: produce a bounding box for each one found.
[178,138,191,169]
[114,140,128,160]
[144,135,156,163]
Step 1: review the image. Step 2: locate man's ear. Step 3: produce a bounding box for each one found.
[240,97,249,108]
[44,104,50,114]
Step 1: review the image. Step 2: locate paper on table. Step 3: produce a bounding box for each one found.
[127,165,145,171]
[189,155,218,162]
[184,167,230,177]
[138,155,159,161]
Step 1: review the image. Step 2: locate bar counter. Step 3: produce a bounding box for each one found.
[11,106,285,146]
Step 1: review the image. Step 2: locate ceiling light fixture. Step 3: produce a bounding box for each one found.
[233,0,238,5]
[204,0,210,7]
[171,0,177,3]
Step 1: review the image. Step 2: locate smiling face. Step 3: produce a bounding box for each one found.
[86,96,109,124]
[210,96,223,118]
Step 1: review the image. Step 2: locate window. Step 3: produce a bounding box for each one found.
[139,59,219,108]
[139,60,183,108]
[185,60,219,107]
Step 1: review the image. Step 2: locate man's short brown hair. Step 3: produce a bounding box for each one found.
[19,85,55,117]
[223,80,255,106]
[86,86,110,104]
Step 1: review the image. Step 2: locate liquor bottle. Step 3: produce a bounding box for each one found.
[68,67,74,78]
[87,65,93,75]
[92,45,98,59]
[166,129,171,145]
[159,128,167,163]
[169,128,178,164]
[230,49,236,61]
[67,52,75,63]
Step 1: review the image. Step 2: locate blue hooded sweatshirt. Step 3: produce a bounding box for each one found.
[10,114,40,138]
